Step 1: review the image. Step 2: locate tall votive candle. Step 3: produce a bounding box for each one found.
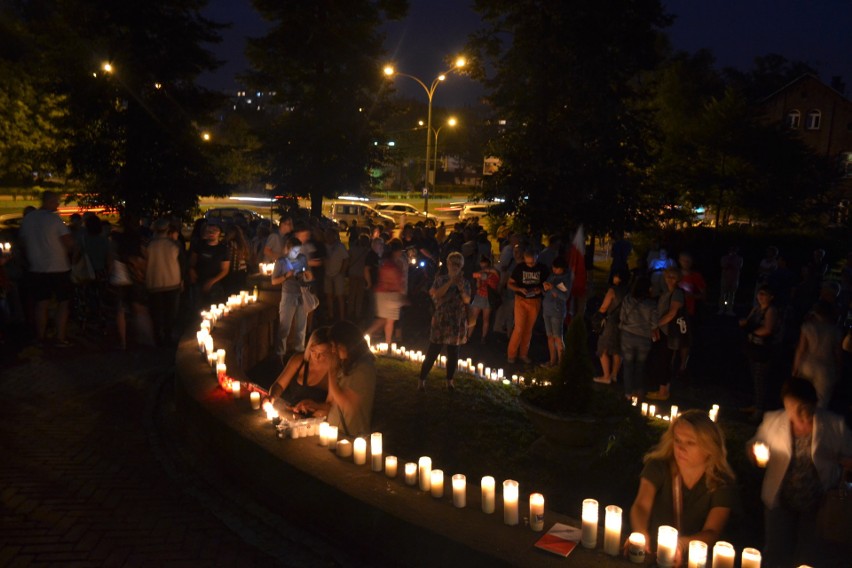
[384,456,397,478]
[250,391,261,409]
[353,437,367,465]
[529,493,545,531]
[370,432,383,472]
[741,548,761,568]
[688,540,708,568]
[430,470,444,498]
[481,476,496,514]
[657,525,678,568]
[753,442,770,468]
[452,474,466,508]
[418,457,432,491]
[604,505,622,555]
[404,462,417,485]
[581,499,599,548]
[712,541,735,568]
[502,480,519,526]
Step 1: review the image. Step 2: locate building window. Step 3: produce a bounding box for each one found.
[785,110,800,129]
[806,110,821,130]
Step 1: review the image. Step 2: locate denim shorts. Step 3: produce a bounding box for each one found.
[543,315,564,337]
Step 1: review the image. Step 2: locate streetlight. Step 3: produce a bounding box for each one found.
[432,117,458,185]
[383,56,466,214]
[101,62,113,74]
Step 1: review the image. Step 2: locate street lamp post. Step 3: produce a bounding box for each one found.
[432,117,458,187]
[383,57,465,214]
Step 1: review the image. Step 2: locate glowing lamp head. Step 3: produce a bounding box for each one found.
[383,65,394,76]
[455,56,466,68]
[102,62,113,73]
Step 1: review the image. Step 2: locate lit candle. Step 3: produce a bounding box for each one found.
[741,547,761,568]
[670,404,679,419]
[657,525,678,568]
[404,462,417,485]
[364,334,371,348]
[385,456,398,478]
[753,442,770,468]
[641,402,649,416]
[477,363,484,376]
[712,542,735,568]
[207,352,218,367]
[230,380,241,399]
[327,425,338,447]
[250,391,261,409]
[318,422,329,446]
[631,396,638,406]
[485,367,491,379]
[648,404,656,417]
[353,437,367,465]
[216,363,227,380]
[216,348,226,365]
[418,457,432,491]
[452,474,466,508]
[203,335,214,356]
[502,480,519,526]
[603,505,622,555]
[481,476,496,514]
[628,532,646,564]
[497,368,504,379]
[688,540,708,568]
[336,439,352,458]
[529,493,544,531]
[370,432,383,472]
[581,499,598,548]
[430,470,444,498]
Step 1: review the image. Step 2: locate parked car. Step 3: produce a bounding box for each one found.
[374,202,437,226]
[0,213,25,241]
[327,200,395,229]
[203,207,264,225]
[458,203,493,222]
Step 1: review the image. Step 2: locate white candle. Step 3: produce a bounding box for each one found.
[230,380,241,399]
[216,349,226,365]
[353,437,367,465]
[249,391,261,409]
[670,404,679,419]
[641,402,649,416]
[753,442,770,468]
[418,457,432,491]
[404,462,417,485]
[430,470,444,498]
[603,505,622,555]
[318,422,329,446]
[628,532,646,564]
[336,439,352,458]
[207,352,218,367]
[364,334,370,348]
[741,547,761,568]
[385,456,398,478]
[688,540,708,568]
[481,476,495,514]
[452,474,466,508]
[581,499,598,548]
[216,363,227,379]
[477,363,484,376]
[485,366,491,378]
[370,432,383,472]
[712,542,735,568]
[529,493,545,531]
[657,525,678,568]
[497,368,504,379]
[327,425,338,447]
[648,404,656,417]
[502,480,519,526]
[631,396,638,406]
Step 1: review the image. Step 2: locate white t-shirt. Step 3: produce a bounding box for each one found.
[19,210,71,272]
[325,242,349,277]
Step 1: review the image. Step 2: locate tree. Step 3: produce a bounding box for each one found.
[245,0,407,218]
[467,0,671,235]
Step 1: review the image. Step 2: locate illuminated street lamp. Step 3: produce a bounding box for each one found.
[201,132,211,141]
[432,117,458,184]
[383,56,466,214]
[101,62,113,74]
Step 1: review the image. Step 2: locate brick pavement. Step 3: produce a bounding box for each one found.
[0,336,346,567]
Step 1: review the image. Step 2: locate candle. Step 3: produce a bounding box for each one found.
[477,363,484,376]
[336,439,352,458]
[497,368,504,379]
[230,380,241,399]
[631,396,638,406]
[418,457,432,491]
[452,474,466,508]
[481,476,495,514]
[657,525,678,568]
[216,363,227,380]
[327,425,338,447]
[648,404,656,417]
[529,493,544,531]
[670,404,679,419]
[741,548,761,568]
[688,540,708,568]
[502,480,519,526]
[712,542,735,568]
[216,349,226,365]
[370,432,383,472]
[485,366,491,378]
[353,437,367,465]
[603,505,622,555]
[318,422,329,446]
[207,352,218,367]
[385,456,398,478]
[641,402,649,416]
[581,499,599,548]
[249,391,261,409]
[430,470,444,498]
[628,532,646,564]
[404,462,417,485]
[753,442,770,468]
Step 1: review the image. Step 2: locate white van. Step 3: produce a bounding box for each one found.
[327,201,395,229]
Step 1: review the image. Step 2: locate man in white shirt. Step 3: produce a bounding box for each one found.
[18,191,74,346]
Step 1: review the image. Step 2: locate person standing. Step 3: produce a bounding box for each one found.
[271,236,312,359]
[541,256,572,368]
[190,224,229,308]
[346,233,370,323]
[594,269,628,383]
[718,246,743,315]
[616,276,658,399]
[507,247,548,364]
[418,252,471,391]
[18,191,74,346]
[263,215,293,262]
[647,268,685,401]
[792,301,843,408]
[146,218,182,347]
[739,285,781,420]
[323,228,348,322]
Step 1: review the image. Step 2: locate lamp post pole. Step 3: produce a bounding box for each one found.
[384,57,465,215]
[432,117,457,188]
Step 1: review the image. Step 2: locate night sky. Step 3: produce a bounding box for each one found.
[199,0,852,105]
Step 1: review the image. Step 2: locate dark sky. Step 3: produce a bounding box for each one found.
[199,0,852,103]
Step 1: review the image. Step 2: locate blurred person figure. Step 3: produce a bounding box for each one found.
[268,327,331,408]
[648,247,675,297]
[541,256,572,368]
[263,215,293,262]
[608,230,632,284]
[616,275,658,399]
[748,378,852,567]
[346,233,370,323]
[364,238,405,345]
[793,300,843,408]
[323,228,348,322]
[647,267,685,401]
[594,268,628,383]
[754,245,779,302]
[467,255,500,344]
[109,222,152,350]
[189,223,229,308]
[718,246,743,315]
[74,215,110,333]
[676,252,705,378]
[507,247,548,364]
[223,224,251,295]
[271,236,312,359]
[146,218,182,347]
[739,285,781,420]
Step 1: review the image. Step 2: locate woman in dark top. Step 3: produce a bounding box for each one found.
[739,285,780,421]
[268,327,331,408]
[628,410,736,564]
[594,269,629,384]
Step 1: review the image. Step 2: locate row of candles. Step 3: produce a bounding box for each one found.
[623,523,763,567]
[636,400,722,424]
[0,242,11,255]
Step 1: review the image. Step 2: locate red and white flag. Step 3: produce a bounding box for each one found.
[567,225,587,301]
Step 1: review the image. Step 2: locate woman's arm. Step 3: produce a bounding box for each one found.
[677,507,730,555]
[628,478,657,553]
[269,354,304,401]
[324,357,363,419]
[792,331,808,376]
[753,306,777,337]
[658,299,683,328]
[599,288,616,313]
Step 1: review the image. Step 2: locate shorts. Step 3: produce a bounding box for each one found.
[30,271,73,302]
[544,315,564,338]
[470,294,489,310]
[376,291,402,320]
[324,273,345,296]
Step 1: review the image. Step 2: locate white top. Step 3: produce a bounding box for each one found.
[325,242,349,277]
[19,210,71,272]
[146,236,182,291]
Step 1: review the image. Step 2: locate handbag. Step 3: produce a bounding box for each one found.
[71,254,95,284]
[300,285,319,313]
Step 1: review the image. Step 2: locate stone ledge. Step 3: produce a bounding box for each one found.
[174,293,625,567]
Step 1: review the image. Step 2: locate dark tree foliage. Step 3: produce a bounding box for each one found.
[245,0,407,218]
[3,0,226,218]
[467,0,671,235]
